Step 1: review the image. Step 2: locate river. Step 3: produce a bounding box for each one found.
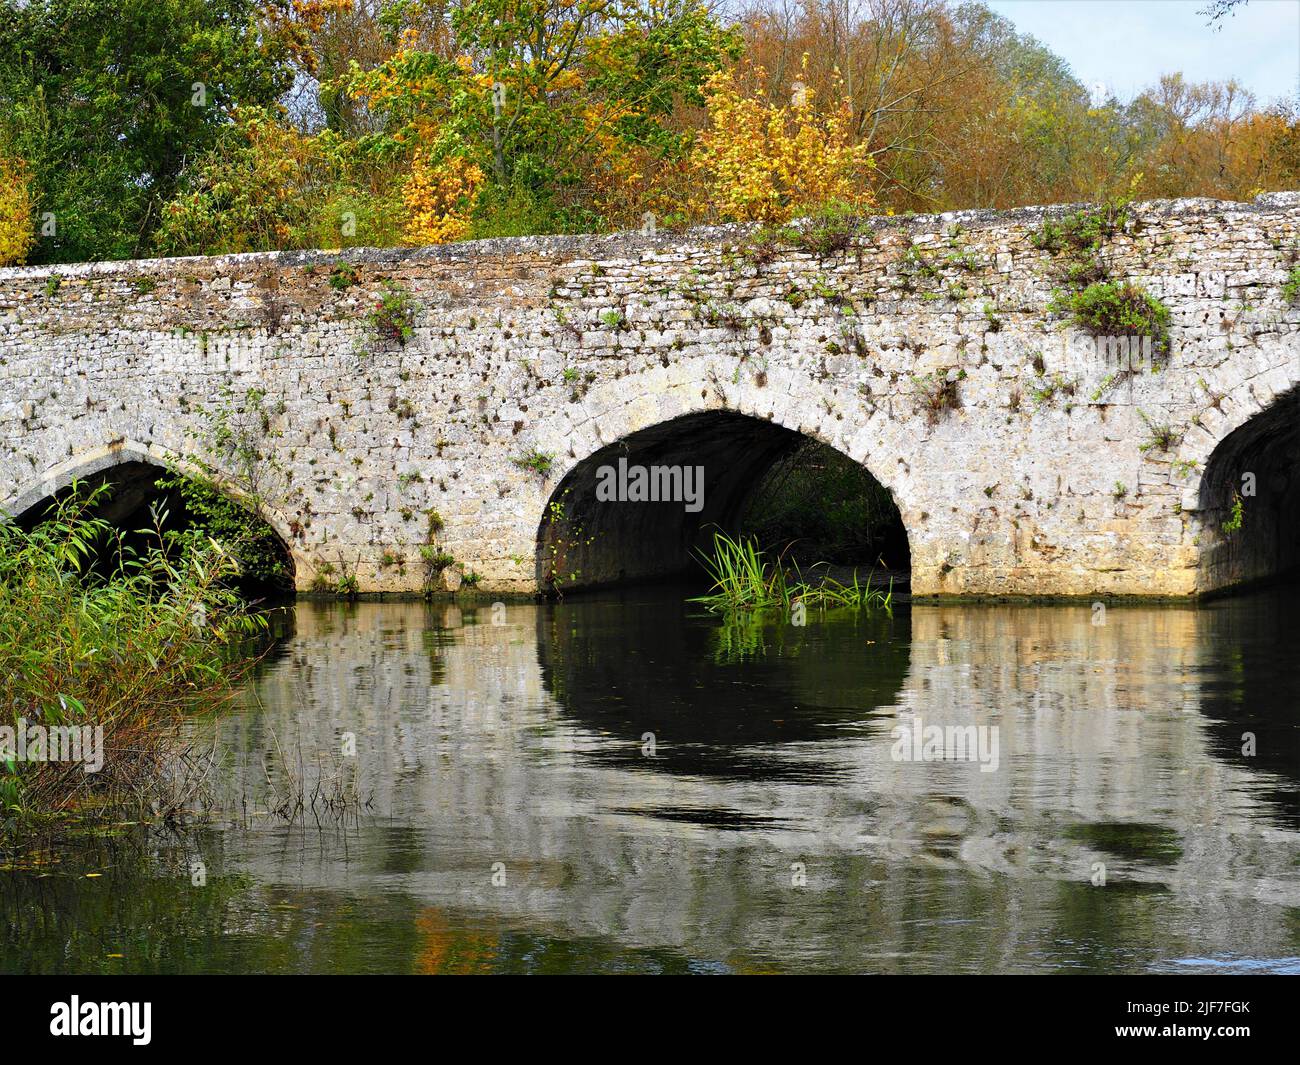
[3,587,1299,973]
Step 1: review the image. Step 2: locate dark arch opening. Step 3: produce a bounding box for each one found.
[536,410,909,594]
[1198,384,1300,593]
[12,459,295,599]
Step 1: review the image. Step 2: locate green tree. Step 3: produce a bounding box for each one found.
[0,0,296,263]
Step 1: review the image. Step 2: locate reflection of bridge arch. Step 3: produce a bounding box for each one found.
[533,592,912,782]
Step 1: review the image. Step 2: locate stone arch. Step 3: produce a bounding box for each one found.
[1,438,306,584]
[1172,356,1300,494]
[529,364,920,592]
[1183,378,1300,593]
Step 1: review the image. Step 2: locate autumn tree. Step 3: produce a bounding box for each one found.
[693,60,873,221]
[349,0,741,234]
[4,0,1296,262]
[0,155,35,266]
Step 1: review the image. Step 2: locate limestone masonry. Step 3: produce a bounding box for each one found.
[2,193,1299,597]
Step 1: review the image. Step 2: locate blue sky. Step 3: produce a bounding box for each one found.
[986,0,1300,105]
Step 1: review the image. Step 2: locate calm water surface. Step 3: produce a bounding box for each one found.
[4,588,1300,974]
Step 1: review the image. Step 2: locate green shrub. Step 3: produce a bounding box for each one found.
[512,450,554,476]
[1031,200,1129,293]
[1137,409,1181,453]
[1222,493,1244,533]
[743,201,862,264]
[787,200,860,257]
[689,531,892,614]
[328,261,359,290]
[154,471,292,594]
[1050,281,1170,350]
[418,545,456,570]
[366,281,418,347]
[1030,201,1127,257]
[1282,266,1300,304]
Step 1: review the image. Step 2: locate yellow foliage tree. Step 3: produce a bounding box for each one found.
[693,62,873,224]
[403,151,485,245]
[0,156,36,267]
[583,117,697,231]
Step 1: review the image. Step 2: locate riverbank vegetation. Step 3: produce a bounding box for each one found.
[153,471,295,597]
[0,485,267,839]
[0,0,1295,267]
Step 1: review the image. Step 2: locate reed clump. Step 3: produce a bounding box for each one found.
[0,483,267,837]
[690,530,892,613]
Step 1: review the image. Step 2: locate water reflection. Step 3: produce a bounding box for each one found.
[535,586,910,781]
[3,588,1299,974]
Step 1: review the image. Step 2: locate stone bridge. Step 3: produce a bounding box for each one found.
[2,193,1298,598]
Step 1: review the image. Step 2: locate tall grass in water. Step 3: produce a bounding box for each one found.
[0,483,267,835]
[690,531,892,613]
